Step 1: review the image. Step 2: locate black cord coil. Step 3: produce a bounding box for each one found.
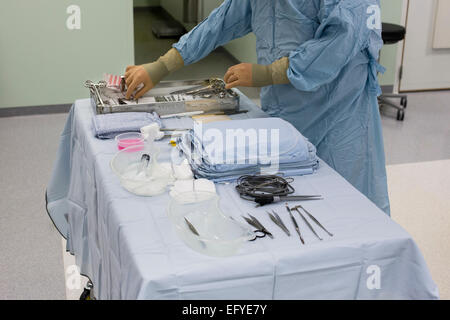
[235,175,295,206]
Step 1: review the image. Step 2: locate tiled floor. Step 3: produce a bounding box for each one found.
[387,160,450,299]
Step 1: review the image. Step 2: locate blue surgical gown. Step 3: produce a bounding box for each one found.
[173,0,390,215]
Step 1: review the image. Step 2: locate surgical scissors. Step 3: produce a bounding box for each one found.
[267,210,290,236]
[230,216,265,241]
[242,214,273,239]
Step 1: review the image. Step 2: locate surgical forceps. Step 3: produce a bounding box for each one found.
[267,210,290,236]
[292,205,334,237]
[170,78,227,97]
[242,214,273,239]
[286,204,304,244]
[290,206,322,241]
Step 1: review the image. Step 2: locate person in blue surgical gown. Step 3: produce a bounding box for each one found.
[125,0,391,215]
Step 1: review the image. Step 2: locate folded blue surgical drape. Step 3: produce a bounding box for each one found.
[177,118,319,181]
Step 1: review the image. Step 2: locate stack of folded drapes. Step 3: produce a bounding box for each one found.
[177,118,319,182]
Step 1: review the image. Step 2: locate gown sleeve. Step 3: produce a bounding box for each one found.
[173,0,252,65]
[287,1,382,92]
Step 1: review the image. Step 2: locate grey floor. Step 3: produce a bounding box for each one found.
[0,114,67,299]
[0,7,449,299]
[381,92,450,165]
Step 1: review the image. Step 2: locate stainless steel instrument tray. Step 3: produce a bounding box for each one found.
[86,78,240,115]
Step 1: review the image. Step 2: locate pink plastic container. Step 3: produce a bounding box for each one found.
[115,133,145,151]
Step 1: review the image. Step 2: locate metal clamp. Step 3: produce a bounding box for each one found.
[85,80,107,108]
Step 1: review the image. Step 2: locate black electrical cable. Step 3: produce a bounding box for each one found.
[235,175,296,206]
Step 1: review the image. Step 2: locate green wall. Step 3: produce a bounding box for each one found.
[0,0,135,108]
[379,0,404,86]
[134,0,160,7]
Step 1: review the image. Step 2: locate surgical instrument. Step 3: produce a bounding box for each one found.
[169,78,225,95]
[118,98,127,105]
[85,80,107,108]
[120,76,126,93]
[247,213,274,239]
[203,109,249,116]
[161,128,189,138]
[170,85,204,95]
[291,206,322,241]
[286,204,304,244]
[184,217,206,248]
[136,154,150,176]
[242,214,273,239]
[230,216,265,241]
[292,205,334,237]
[184,217,200,236]
[183,78,226,96]
[160,111,205,119]
[236,175,323,207]
[160,128,190,131]
[241,216,268,240]
[87,78,240,115]
[267,210,290,236]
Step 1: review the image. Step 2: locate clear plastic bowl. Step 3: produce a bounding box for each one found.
[115,132,145,151]
[167,191,255,257]
[110,144,171,196]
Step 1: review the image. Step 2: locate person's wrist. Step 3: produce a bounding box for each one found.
[160,48,184,73]
[142,60,169,86]
[142,48,184,86]
[271,57,289,85]
[252,64,273,87]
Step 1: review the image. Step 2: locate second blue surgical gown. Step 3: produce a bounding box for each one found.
[173,0,390,215]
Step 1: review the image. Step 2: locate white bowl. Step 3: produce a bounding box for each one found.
[110,144,171,196]
[167,191,255,257]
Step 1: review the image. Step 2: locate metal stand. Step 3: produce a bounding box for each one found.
[378,93,408,121]
[79,280,94,300]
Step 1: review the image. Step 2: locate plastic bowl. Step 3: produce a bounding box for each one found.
[110,144,171,196]
[167,191,255,257]
[115,132,145,151]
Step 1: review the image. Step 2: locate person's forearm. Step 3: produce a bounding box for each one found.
[252,57,290,87]
[173,0,252,66]
[142,48,184,85]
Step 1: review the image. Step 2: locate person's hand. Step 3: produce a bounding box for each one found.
[124,65,154,100]
[224,63,253,89]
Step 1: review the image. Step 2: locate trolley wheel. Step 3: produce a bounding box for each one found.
[396,109,405,121]
[400,97,408,108]
[80,280,94,300]
[79,288,91,300]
